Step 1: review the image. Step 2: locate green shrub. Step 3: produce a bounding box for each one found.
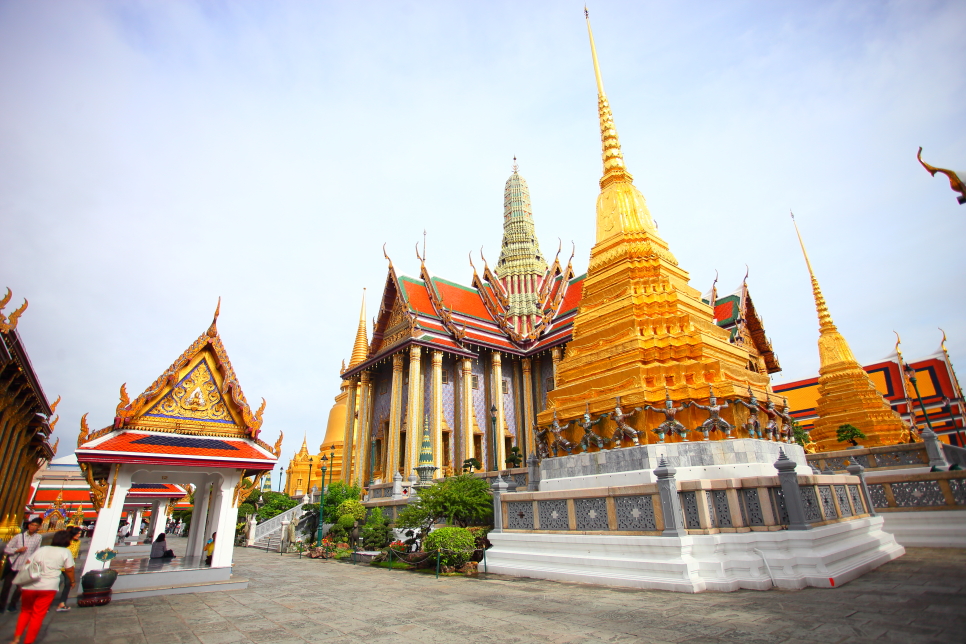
[423,527,475,568]
[361,508,392,551]
[323,482,362,519]
[326,513,358,544]
[237,503,255,518]
[256,491,299,522]
[836,423,866,447]
[336,499,366,521]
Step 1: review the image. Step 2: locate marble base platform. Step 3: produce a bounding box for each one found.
[540,439,810,491]
[880,510,966,548]
[486,515,904,593]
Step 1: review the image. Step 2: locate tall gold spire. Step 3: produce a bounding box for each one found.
[584,9,655,242]
[348,289,368,368]
[791,213,905,448]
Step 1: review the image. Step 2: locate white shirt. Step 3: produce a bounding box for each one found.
[22,546,74,592]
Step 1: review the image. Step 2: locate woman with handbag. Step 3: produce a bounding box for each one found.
[54,527,82,612]
[9,530,75,644]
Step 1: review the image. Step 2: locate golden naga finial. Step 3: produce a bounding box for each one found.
[0,288,28,334]
[272,431,284,457]
[918,147,966,205]
[50,395,61,415]
[894,331,904,360]
[709,270,719,323]
[207,297,221,337]
[78,413,90,448]
[48,415,59,432]
[51,438,59,457]
[116,383,130,418]
[940,328,948,354]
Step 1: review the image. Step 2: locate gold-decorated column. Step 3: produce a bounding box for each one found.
[431,350,444,478]
[550,347,562,388]
[386,352,404,477]
[405,345,423,476]
[354,370,372,487]
[462,358,475,464]
[492,352,506,472]
[340,376,359,483]
[522,357,535,457]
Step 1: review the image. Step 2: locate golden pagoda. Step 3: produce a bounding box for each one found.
[541,12,771,432]
[792,216,906,449]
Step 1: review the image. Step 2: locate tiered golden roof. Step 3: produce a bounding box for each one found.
[542,13,771,430]
[792,216,906,448]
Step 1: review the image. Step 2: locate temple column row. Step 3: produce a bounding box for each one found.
[341,376,359,484]
[404,345,423,475]
[354,371,372,487]
[386,353,405,479]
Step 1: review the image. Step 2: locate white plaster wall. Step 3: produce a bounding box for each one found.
[879,510,966,548]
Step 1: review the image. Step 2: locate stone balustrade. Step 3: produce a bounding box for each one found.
[865,470,966,512]
[807,443,929,473]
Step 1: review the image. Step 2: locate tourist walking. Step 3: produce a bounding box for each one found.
[150,533,175,559]
[9,530,75,644]
[55,527,82,612]
[0,518,43,613]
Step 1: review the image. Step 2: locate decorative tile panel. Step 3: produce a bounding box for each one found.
[874,450,925,467]
[507,501,534,530]
[681,491,700,529]
[712,491,732,528]
[743,489,764,526]
[818,486,837,520]
[891,480,945,507]
[848,485,865,514]
[948,478,966,506]
[614,496,657,531]
[868,484,888,508]
[822,455,870,470]
[835,485,852,517]
[801,486,822,522]
[575,498,609,531]
[538,500,569,530]
[513,474,528,489]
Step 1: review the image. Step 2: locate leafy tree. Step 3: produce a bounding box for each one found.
[836,423,867,447]
[361,508,392,550]
[791,421,811,448]
[237,503,255,519]
[397,474,492,535]
[323,482,361,520]
[256,491,299,522]
[462,458,482,473]
[336,499,366,522]
[505,446,523,468]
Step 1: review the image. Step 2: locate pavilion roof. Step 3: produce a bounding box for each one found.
[76,429,278,470]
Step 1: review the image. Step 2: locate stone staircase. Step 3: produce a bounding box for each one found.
[247,502,306,552]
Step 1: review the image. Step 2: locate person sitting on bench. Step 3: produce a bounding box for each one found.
[149,533,175,559]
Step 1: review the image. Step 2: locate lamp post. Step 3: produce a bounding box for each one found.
[903,363,935,431]
[328,445,336,488]
[306,458,314,501]
[317,455,328,545]
[278,467,285,495]
[490,404,498,473]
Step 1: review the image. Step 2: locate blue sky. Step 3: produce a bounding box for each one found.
[1,0,963,478]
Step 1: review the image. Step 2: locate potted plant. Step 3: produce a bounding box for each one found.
[78,548,118,607]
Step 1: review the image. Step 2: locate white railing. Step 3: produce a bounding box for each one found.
[253,502,306,542]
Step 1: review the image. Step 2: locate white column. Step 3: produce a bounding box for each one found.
[206,481,225,542]
[129,508,142,540]
[151,500,169,542]
[144,501,160,539]
[186,478,212,559]
[210,470,241,568]
[82,466,132,574]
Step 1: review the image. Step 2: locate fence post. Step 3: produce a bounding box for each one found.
[774,449,811,530]
[846,463,877,517]
[921,427,950,471]
[527,451,541,492]
[654,457,686,537]
[491,474,508,533]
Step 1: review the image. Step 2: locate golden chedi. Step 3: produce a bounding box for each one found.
[792,217,906,449]
[542,13,771,434]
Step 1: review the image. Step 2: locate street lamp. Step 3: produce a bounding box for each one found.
[317,454,328,545]
[278,467,285,495]
[328,445,336,489]
[306,457,314,501]
[490,404,498,473]
[904,363,935,432]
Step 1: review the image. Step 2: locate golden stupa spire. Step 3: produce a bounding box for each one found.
[348,289,368,368]
[790,212,904,448]
[584,8,655,241]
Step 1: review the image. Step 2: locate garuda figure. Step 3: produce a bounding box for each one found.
[576,404,610,452]
[610,397,643,447]
[731,386,763,439]
[760,398,780,442]
[643,389,688,443]
[688,387,733,440]
[545,410,575,456]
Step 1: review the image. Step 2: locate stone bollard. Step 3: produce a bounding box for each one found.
[921,427,950,471]
[391,472,403,499]
[654,457,686,537]
[527,452,541,492]
[774,449,811,531]
[490,475,509,534]
[846,463,877,517]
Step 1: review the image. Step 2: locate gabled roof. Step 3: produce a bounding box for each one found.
[702,281,781,374]
[76,429,278,469]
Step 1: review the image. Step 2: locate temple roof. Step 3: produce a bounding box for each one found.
[702,281,781,375]
[76,430,277,469]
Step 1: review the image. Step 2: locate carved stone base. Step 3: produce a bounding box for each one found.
[77,588,112,607]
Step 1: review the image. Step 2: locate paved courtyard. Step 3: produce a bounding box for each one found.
[1,543,964,644]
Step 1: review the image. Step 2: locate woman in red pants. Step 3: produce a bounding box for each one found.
[10,530,75,644]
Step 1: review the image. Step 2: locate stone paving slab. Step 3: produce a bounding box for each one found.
[0,546,963,643]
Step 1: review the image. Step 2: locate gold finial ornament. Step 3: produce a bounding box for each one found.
[207,297,221,337]
[348,289,369,368]
[791,213,905,448]
[0,288,28,334]
[917,147,966,205]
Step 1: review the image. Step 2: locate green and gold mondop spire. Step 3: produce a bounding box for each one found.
[496,158,548,324]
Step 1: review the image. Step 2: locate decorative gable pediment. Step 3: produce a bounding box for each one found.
[143,358,236,425]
